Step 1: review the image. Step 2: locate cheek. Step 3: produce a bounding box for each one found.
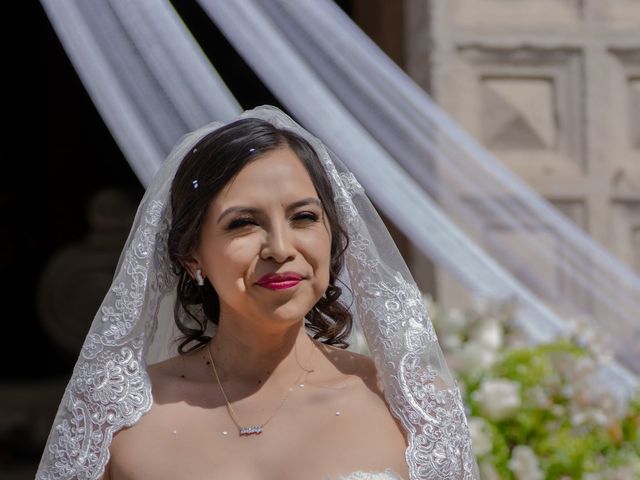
[308,230,333,279]
[205,239,258,292]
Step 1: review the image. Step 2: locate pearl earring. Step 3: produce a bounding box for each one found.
[195,269,205,286]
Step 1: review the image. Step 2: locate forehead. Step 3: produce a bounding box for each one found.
[212,147,319,208]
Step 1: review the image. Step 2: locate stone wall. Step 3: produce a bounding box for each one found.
[405,0,640,307]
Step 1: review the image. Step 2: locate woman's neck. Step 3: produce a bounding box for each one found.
[206,318,316,389]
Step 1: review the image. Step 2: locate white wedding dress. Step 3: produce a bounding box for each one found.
[327,469,404,480]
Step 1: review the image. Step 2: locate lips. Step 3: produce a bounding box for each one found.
[256,272,303,290]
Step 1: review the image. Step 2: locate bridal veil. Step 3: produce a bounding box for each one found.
[36,105,478,480]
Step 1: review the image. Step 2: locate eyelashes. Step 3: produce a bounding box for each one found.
[227,217,254,229]
[227,212,320,230]
[293,212,320,222]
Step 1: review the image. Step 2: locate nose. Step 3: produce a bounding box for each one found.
[260,220,296,263]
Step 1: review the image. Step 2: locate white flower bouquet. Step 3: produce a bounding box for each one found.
[425,295,640,479]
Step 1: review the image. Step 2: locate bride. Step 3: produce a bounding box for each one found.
[36,106,477,479]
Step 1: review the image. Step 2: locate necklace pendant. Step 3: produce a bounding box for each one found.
[239,425,263,436]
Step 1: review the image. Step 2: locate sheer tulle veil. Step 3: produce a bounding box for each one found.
[36,105,478,479]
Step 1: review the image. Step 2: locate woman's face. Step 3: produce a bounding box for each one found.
[193,146,332,332]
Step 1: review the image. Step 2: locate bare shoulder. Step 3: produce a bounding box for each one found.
[315,343,383,394]
[107,354,198,478]
[145,350,201,403]
[146,356,182,393]
[109,355,188,443]
[315,343,406,446]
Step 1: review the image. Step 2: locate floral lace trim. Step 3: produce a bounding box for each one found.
[357,271,475,479]
[329,165,476,478]
[36,201,163,479]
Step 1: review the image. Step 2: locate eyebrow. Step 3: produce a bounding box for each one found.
[216,197,323,224]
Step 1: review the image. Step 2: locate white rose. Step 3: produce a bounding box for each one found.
[571,407,610,427]
[454,341,498,376]
[508,445,543,480]
[467,417,492,457]
[473,379,521,421]
[471,319,503,351]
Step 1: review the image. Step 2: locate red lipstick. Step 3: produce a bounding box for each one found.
[256,272,303,290]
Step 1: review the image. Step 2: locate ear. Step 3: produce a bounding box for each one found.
[180,254,203,280]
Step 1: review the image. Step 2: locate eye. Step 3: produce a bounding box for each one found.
[293,211,319,222]
[227,217,257,229]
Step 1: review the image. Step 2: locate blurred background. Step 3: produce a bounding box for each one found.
[3,1,639,478]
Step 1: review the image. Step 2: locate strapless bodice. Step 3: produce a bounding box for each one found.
[324,468,404,480]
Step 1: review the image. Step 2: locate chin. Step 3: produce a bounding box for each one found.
[265,301,315,325]
[269,307,310,324]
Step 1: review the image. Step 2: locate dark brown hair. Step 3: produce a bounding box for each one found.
[167,118,352,354]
